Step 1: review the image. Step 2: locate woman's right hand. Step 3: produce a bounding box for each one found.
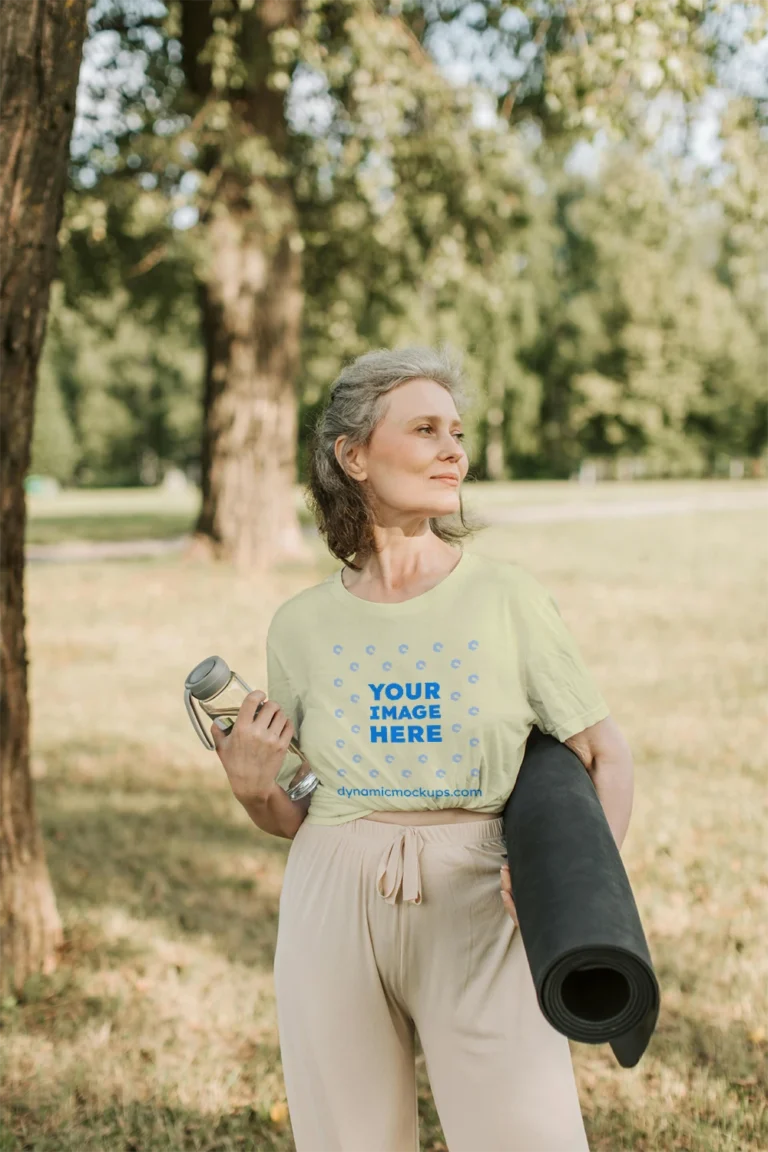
[210,689,294,804]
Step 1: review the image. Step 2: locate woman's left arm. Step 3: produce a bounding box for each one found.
[564,715,635,852]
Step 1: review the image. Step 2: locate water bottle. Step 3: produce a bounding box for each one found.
[184,655,320,802]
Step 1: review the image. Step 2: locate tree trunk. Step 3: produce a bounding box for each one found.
[191,190,309,573]
[0,0,89,996]
[180,0,312,575]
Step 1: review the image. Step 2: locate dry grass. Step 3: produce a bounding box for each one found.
[2,483,767,1151]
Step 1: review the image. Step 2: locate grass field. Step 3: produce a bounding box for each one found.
[24,478,763,545]
[3,482,767,1151]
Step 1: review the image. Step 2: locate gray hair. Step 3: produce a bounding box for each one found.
[304,345,489,570]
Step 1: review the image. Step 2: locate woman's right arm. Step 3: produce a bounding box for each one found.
[238,782,311,840]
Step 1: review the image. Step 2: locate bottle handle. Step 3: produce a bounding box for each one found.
[185,688,214,750]
[186,683,320,795]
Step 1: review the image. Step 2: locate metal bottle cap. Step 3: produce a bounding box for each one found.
[185,655,231,700]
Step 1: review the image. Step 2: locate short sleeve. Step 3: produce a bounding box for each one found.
[515,568,610,742]
[265,633,306,790]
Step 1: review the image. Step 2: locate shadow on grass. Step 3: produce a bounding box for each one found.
[36,739,291,972]
[21,741,767,1151]
[1,1079,296,1152]
[25,506,317,547]
[2,1091,451,1152]
[25,513,197,546]
[652,955,768,1123]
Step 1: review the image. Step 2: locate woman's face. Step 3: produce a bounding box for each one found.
[336,377,469,523]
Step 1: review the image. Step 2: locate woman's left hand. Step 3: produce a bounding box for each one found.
[500,863,517,924]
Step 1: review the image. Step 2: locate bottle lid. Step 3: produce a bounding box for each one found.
[185,655,231,701]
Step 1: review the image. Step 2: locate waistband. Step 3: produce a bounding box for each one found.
[338,815,504,847]
[303,816,505,907]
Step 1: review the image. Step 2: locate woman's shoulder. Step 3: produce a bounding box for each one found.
[471,553,544,597]
[266,569,338,638]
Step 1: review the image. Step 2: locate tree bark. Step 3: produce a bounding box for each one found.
[0,0,89,996]
[180,0,312,575]
[194,205,309,572]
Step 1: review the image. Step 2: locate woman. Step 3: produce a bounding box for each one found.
[211,346,630,1151]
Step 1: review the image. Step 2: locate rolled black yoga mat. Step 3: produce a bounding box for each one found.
[502,725,660,1069]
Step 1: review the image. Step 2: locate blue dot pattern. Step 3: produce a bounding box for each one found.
[329,637,483,783]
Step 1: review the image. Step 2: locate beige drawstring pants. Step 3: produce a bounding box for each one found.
[274,816,590,1152]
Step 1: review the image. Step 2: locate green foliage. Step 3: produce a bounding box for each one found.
[31,346,80,485]
[45,0,768,487]
[526,152,765,476]
[36,283,202,487]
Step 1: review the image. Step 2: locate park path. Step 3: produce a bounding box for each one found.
[480,487,768,523]
[25,487,767,563]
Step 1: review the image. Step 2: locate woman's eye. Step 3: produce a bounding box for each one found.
[418,426,464,441]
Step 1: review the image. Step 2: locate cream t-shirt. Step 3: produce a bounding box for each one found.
[266,549,610,826]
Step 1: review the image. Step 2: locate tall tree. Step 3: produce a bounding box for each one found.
[178,0,723,562]
[178,0,311,572]
[60,0,768,520]
[0,0,90,995]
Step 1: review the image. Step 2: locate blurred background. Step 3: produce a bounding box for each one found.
[26,0,768,511]
[3,1,767,1150]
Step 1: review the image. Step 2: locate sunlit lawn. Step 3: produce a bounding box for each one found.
[2,487,767,1150]
[24,478,763,545]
